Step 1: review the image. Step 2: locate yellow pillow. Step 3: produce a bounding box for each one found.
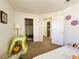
[13,46,20,52]
[72,55,79,59]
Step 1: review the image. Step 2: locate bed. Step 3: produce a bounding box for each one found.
[33,45,79,59]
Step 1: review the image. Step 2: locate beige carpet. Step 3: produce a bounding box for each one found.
[20,37,61,59]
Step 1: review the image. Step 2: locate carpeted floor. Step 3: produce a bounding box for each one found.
[20,37,61,59]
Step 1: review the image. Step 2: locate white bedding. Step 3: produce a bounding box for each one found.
[33,45,79,59]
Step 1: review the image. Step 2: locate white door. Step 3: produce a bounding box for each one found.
[51,15,64,45]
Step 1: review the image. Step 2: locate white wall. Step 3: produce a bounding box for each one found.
[14,12,43,42]
[0,0,15,55]
[63,3,79,45]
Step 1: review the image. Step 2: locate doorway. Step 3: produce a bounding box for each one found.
[25,18,33,41]
[47,21,50,37]
[43,18,52,43]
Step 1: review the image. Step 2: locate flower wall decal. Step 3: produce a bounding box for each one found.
[71,20,79,26]
[65,15,71,20]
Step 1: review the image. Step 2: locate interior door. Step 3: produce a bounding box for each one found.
[51,16,64,45]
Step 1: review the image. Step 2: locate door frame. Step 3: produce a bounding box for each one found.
[24,18,33,41]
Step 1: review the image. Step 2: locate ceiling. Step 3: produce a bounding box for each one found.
[8,0,79,14]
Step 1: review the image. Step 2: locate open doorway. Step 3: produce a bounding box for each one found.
[43,18,52,43]
[47,21,50,37]
[25,18,33,41]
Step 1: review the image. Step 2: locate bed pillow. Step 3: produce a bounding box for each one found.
[72,55,79,59]
[72,43,79,49]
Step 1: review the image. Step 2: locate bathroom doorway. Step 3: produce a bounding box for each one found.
[43,18,52,43]
[47,21,50,37]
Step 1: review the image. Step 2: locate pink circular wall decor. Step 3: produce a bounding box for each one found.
[65,15,72,20]
[71,20,79,26]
